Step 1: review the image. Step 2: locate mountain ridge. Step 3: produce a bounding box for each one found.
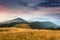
[30,21,58,29]
[0,18,59,29]
[1,18,27,24]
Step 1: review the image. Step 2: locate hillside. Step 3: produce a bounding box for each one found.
[0,28,60,40]
[0,18,28,27]
[30,21,58,29]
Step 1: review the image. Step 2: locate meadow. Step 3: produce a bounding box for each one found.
[0,28,60,40]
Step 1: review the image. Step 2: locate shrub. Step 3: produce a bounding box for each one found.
[13,24,30,28]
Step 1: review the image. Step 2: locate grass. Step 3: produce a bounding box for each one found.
[0,28,60,40]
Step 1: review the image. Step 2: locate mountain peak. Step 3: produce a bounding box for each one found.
[13,18,24,20]
[9,18,26,23]
[2,18,27,23]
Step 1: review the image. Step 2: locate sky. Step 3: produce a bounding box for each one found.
[0,0,60,26]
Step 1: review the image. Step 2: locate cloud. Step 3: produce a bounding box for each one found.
[37,0,60,7]
[48,13,60,17]
[46,13,60,20]
[0,0,60,21]
[17,0,60,8]
[1,0,60,10]
[17,2,28,6]
[17,0,47,9]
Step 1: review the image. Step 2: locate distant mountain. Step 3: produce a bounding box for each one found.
[30,21,58,29]
[3,18,27,23]
[0,18,27,27]
[39,22,58,28]
[0,18,59,29]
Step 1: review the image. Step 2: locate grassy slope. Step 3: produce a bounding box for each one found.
[0,28,60,40]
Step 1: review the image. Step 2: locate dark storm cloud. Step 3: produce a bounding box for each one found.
[37,0,60,7]
[17,0,48,8]
[1,0,48,9]
[0,0,23,9]
[1,0,60,9]
[17,0,60,8]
